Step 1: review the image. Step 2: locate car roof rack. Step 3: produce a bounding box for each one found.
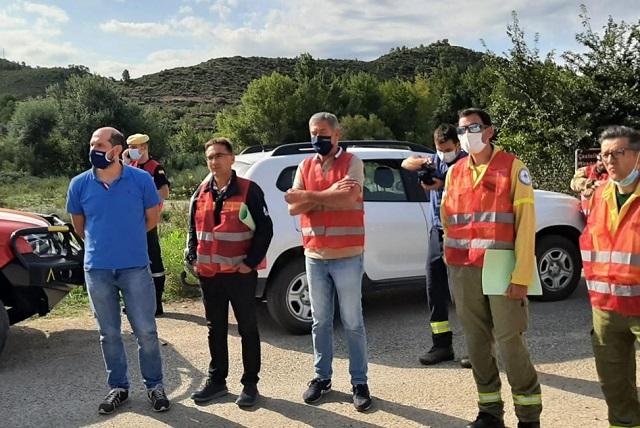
[239,145,278,154]
[270,140,433,156]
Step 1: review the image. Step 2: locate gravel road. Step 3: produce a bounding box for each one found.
[0,281,633,427]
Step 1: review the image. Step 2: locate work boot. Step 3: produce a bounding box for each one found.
[235,384,259,408]
[419,345,454,365]
[465,412,505,428]
[517,422,540,428]
[191,379,228,403]
[460,356,472,368]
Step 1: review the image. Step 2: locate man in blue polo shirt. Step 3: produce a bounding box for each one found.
[66,127,170,415]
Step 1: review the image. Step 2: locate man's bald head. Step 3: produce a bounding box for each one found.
[92,127,125,148]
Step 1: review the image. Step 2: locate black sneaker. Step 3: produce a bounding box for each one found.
[465,412,505,428]
[302,378,331,404]
[517,422,540,428]
[352,384,373,412]
[147,385,170,412]
[191,379,228,403]
[235,384,259,408]
[419,345,455,365]
[98,388,128,415]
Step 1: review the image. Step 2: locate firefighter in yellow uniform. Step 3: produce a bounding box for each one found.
[442,108,541,428]
[580,126,640,428]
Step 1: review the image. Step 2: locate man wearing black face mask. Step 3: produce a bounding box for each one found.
[66,127,170,415]
[285,112,372,412]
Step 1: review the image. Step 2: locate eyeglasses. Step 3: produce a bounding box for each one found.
[456,124,486,135]
[597,148,635,162]
[206,153,232,161]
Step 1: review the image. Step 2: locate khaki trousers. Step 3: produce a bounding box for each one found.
[592,307,640,427]
[448,265,542,422]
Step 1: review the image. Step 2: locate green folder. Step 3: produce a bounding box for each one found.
[482,249,542,295]
[238,202,256,231]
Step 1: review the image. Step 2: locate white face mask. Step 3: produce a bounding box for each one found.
[437,150,457,163]
[129,148,142,160]
[459,132,486,154]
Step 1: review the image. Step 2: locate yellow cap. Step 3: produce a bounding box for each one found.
[126,133,149,145]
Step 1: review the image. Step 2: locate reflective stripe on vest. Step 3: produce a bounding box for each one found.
[197,254,247,266]
[447,212,515,225]
[301,226,365,237]
[197,230,255,242]
[444,237,515,250]
[299,152,365,250]
[586,280,640,297]
[581,250,640,265]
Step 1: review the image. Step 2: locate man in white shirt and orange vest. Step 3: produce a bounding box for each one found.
[185,137,273,408]
[580,125,640,428]
[285,112,372,412]
[442,108,541,428]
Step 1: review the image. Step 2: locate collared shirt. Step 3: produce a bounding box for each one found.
[441,146,536,286]
[66,165,161,269]
[430,150,468,230]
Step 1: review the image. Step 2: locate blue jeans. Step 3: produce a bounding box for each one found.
[85,267,164,390]
[306,254,368,385]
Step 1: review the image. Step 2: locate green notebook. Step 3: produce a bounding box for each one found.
[482,249,542,295]
[238,202,256,231]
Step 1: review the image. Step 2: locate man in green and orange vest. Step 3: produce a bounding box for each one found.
[580,125,640,428]
[285,112,372,412]
[442,108,541,428]
[185,137,273,408]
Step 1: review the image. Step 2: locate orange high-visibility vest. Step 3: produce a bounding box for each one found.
[300,152,365,250]
[443,151,516,267]
[580,185,640,316]
[194,176,265,277]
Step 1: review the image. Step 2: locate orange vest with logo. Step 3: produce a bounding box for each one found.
[580,185,640,316]
[194,176,265,277]
[443,151,516,267]
[300,152,365,250]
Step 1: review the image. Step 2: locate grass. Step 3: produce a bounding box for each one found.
[1,175,203,317]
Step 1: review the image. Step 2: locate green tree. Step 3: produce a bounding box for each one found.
[340,114,394,140]
[563,7,640,136]
[5,98,63,175]
[122,69,131,82]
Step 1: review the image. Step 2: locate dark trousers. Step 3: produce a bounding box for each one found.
[199,271,260,386]
[147,227,165,310]
[428,229,452,348]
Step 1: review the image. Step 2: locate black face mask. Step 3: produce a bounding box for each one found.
[311,135,333,156]
[89,149,112,169]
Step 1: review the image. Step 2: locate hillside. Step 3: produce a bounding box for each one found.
[0,59,88,99]
[121,40,483,111]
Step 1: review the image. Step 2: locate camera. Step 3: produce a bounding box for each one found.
[418,163,437,185]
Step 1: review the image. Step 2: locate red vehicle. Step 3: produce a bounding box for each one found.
[0,209,84,356]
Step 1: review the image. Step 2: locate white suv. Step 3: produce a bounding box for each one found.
[219,141,585,333]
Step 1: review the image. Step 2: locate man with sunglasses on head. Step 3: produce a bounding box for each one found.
[402,124,470,367]
[441,108,541,428]
[580,126,640,428]
[186,137,273,408]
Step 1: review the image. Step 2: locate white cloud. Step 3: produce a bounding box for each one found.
[23,2,69,23]
[210,0,238,19]
[100,19,172,38]
[178,5,193,14]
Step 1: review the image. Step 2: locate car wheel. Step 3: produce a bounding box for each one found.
[267,257,312,334]
[0,300,9,357]
[532,234,582,302]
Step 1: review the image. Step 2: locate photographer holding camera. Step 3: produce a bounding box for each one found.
[402,124,468,366]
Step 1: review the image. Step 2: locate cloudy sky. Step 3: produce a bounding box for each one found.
[1,0,639,78]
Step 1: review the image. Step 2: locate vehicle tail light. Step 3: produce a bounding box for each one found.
[15,236,34,254]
